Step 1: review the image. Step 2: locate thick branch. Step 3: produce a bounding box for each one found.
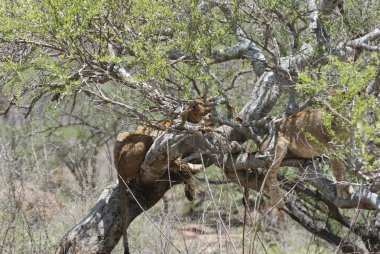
[303,162,380,210]
[55,172,186,254]
[139,130,380,210]
[212,40,266,77]
[346,27,380,52]
[237,71,291,122]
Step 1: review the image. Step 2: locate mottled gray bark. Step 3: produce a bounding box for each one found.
[55,172,184,254]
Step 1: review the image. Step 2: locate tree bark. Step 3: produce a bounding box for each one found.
[55,172,185,254]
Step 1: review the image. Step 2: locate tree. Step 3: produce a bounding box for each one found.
[1,0,379,253]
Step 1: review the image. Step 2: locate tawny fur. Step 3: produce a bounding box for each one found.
[114,100,211,254]
[263,109,350,208]
[177,97,213,128]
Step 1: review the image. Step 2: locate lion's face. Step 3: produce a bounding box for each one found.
[186,98,212,124]
[187,104,212,123]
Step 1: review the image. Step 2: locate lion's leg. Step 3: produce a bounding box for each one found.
[184,178,196,201]
[169,160,198,201]
[170,158,203,174]
[330,158,351,199]
[267,136,289,209]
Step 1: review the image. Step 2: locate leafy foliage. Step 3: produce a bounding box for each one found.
[298,54,379,171]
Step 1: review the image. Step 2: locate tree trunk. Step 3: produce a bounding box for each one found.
[55,172,184,254]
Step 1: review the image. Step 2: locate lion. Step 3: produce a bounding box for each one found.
[261,108,351,209]
[114,98,212,254]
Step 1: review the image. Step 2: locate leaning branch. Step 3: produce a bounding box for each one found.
[346,27,380,52]
[302,161,380,210]
[139,129,380,211]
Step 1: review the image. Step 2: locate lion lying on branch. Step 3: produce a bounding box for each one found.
[114,98,212,254]
[261,108,352,208]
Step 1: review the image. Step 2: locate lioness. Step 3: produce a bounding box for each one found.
[262,108,351,208]
[114,99,212,254]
